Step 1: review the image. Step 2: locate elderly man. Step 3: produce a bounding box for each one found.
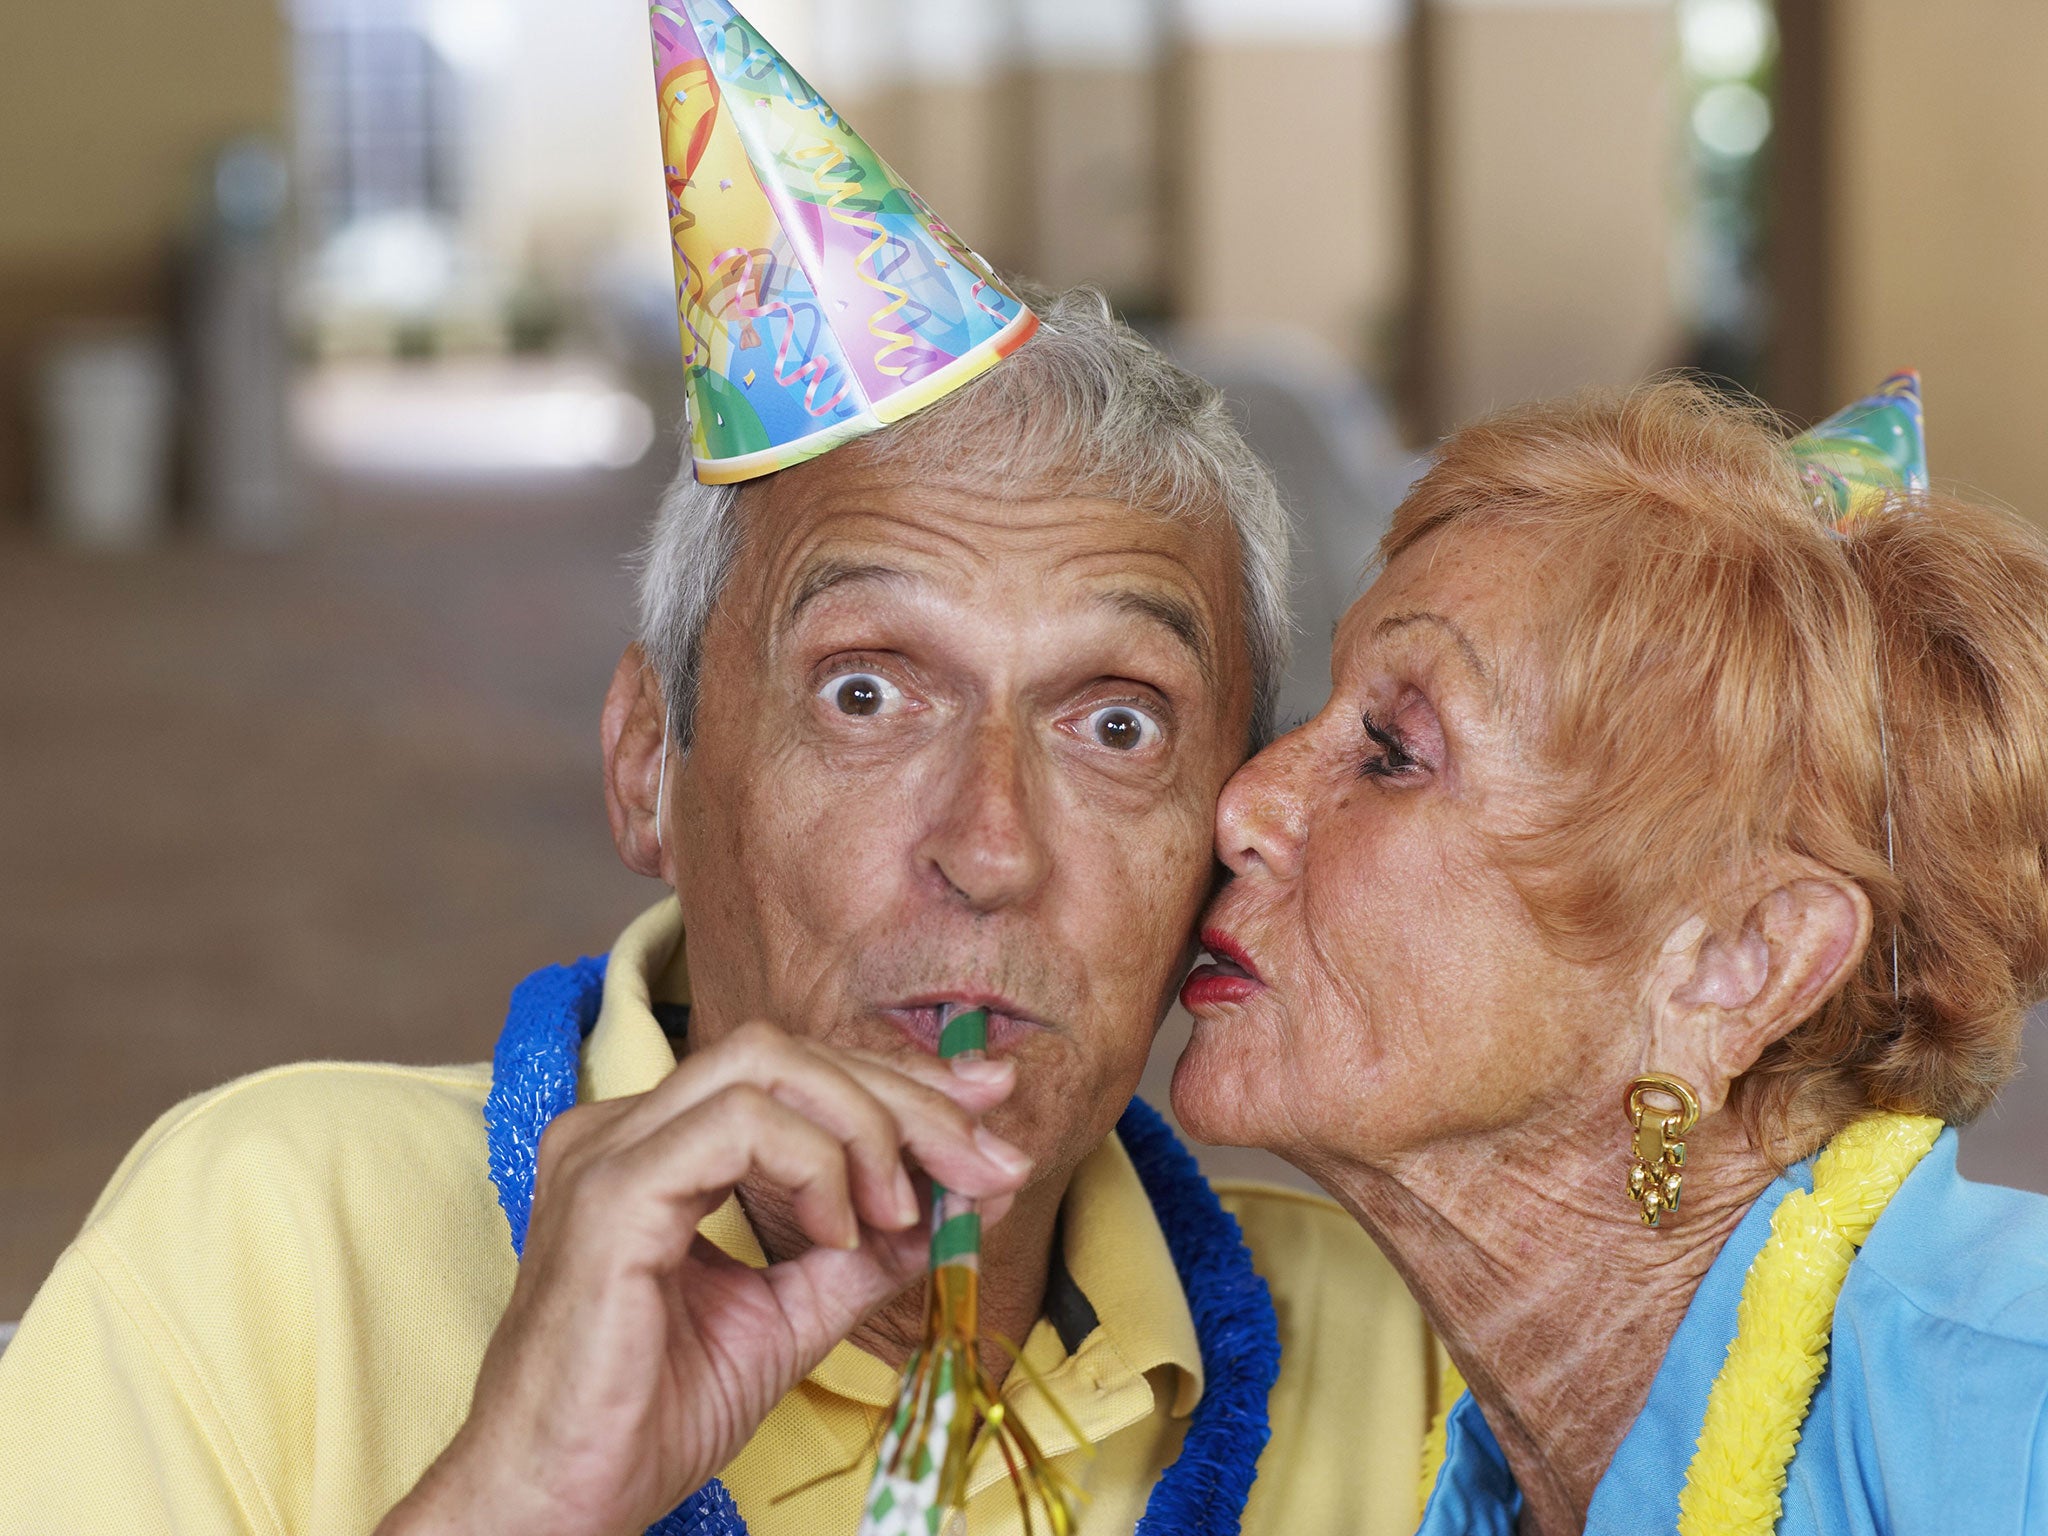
[0,293,1429,1535]
[0,6,1430,1528]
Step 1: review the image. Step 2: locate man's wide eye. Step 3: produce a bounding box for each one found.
[819,672,902,717]
[1086,705,1159,751]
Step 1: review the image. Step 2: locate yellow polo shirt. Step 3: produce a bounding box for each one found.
[0,903,1430,1535]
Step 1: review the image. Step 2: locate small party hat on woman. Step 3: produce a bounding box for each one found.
[1787,369,1929,532]
[647,0,1038,483]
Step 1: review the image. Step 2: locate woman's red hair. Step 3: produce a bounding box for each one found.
[1385,379,2048,1154]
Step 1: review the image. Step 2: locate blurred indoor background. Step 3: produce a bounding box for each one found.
[2,0,2043,1323]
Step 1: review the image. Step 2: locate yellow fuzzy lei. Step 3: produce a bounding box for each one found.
[1417,1113,1943,1534]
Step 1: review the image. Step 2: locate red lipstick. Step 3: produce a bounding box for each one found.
[1180,927,1266,1011]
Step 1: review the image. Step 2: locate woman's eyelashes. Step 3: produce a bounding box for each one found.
[1359,710,1423,779]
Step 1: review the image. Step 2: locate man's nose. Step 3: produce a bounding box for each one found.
[1216,728,1311,882]
[916,716,1051,913]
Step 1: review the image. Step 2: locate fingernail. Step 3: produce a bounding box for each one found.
[975,1125,1032,1176]
[892,1165,921,1225]
[951,1058,1012,1085]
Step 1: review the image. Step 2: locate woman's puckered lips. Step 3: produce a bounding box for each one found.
[1180,927,1266,1011]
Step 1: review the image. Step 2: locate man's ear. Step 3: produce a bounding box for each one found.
[601,643,669,881]
[1647,871,1871,1113]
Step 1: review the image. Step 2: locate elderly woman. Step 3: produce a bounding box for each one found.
[1176,378,2048,1534]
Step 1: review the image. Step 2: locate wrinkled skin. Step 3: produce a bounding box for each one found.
[631,450,1254,1366]
[663,451,1252,1187]
[1176,524,1867,1535]
[380,447,1254,1536]
[386,1030,1026,1536]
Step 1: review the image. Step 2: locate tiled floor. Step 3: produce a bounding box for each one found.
[2,460,2041,1321]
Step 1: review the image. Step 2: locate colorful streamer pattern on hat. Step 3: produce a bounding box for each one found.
[1786,369,1929,533]
[650,0,1038,483]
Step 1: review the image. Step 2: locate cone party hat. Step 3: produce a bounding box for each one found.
[1787,369,1928,533]
[648,0,1038,483]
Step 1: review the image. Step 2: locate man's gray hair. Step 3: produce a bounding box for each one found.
[637,286,1292,751]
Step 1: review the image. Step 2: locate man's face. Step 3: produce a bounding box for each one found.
[666,450,1253,1177]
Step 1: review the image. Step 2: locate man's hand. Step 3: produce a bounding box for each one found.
[376,1021,1031,1536]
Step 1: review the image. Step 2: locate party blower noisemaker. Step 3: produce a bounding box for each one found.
[856,1005,1083,1536]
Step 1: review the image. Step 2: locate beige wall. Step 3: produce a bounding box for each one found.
[870,64,1167,308]
[855,81,1016,278]
[1,0,284,267]
[1421,1,1682,432]
[1013,65,1171,305]
[853,1,1688,436]
[846,2,1169,305]
[1830,0,2048,522]
[0,0,288,510]
[1170,39,1410,375]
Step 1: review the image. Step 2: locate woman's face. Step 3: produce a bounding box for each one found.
[1174,524,1645,1170]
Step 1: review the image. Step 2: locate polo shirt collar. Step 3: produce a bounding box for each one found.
[582,898,688,1103]
[577,899,1206,1504]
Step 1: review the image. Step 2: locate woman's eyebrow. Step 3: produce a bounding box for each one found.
[1373,610,1493,687]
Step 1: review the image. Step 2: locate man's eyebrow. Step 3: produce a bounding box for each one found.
[786,560,914,624]
[787,565,1215,677]
[1103,587,1215,684]
[1374,610,1492,685]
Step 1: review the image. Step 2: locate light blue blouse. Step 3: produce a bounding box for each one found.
[1417,1130,2048,1534]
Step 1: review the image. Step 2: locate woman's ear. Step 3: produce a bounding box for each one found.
[601,644,670,880]
[1648,872,1871,1112]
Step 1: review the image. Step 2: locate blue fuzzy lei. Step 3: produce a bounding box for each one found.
[483,958,1281,1536]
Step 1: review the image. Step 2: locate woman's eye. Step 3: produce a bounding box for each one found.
[1084,705,1161,752]
[1359,710,1420,778]
[819,672,903,717]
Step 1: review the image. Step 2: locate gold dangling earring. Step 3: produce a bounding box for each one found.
[1624,1074,1700,1227]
